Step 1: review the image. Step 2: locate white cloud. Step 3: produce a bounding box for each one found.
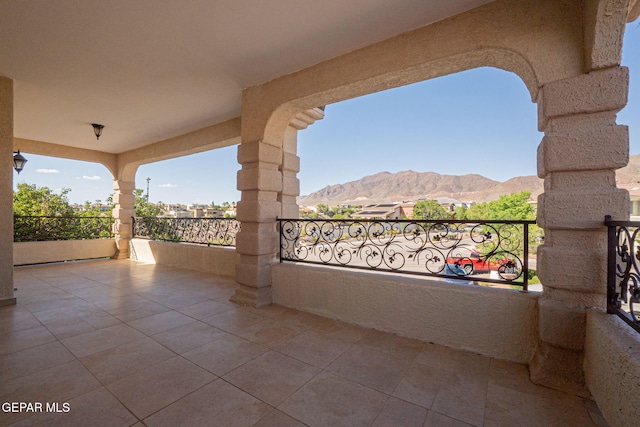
[159,183,178,188]
[82,175,102,181]
[36,168,59,174]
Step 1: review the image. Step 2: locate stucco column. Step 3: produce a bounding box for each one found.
[0,77,15,306]
[232,140,283,307]
[280,126,301,219]
[531,66,629,396]
[280,108,324,218]
[232,108,324,307]
[111,179,135,259]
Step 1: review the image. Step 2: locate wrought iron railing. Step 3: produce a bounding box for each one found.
[606,215,640,333]
[14,215,113,241]
[279,218,535,289]
[133,217,240,247]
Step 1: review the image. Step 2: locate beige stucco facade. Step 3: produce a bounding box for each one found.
[2,0,640,422]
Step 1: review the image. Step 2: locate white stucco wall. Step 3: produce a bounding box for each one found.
[584,309,640,427]
[14,239,116,265]
[129,238,238,278]
[272,263,539,363]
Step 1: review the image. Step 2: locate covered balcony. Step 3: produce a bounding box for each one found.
[2,1,640,426]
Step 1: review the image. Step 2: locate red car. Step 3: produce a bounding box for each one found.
[446,251,510,275]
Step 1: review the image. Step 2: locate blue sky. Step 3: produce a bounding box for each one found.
[13,22,640,205]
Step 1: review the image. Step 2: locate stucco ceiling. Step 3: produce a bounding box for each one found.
[0,0,493,154]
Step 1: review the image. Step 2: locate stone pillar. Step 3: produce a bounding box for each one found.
[0,77,15,306]
[111,179,136,259]
[280,126,301,219]
[232,107,325,307]
[531,66,629,396]
[232,140,283,307]
[281,108,324,218]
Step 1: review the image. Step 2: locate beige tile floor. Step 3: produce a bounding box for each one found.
[0,259,608,427]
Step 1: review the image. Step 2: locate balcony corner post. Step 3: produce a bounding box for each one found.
[111,179,136,259]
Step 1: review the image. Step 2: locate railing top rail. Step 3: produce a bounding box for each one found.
[604,215,640,227]
[279,218,536,225]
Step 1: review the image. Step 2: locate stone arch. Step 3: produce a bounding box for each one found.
[262,47,540,148]
[247,0,587,147]
[110,117,242,258]
[234,0,590,309]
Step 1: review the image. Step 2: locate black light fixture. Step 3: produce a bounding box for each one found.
[92,123,104,140]
[13,151,27,174]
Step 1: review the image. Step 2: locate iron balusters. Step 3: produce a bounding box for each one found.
[133,217,240,247]
[279,218,534,289]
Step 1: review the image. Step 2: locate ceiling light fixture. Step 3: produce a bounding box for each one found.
[13,151,27,174]
[92,123,104,140]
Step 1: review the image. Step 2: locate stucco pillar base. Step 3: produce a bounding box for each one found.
[538,298,586,350]
[112,241,131,259]
[529,342,590,398]
[0,296,17,306]
[230,284,272,308]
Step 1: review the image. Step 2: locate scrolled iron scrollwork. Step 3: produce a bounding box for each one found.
[279,218,533,287]
[133,217,240,247]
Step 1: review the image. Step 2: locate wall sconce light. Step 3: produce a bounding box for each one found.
[13,151,27,174]
[92,123,104,140]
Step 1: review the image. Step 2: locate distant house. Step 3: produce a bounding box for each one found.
[192,208,225,218]
[166,209,192,218]
[630,188,640,221]
[223,208,237,218]
[434,197,464,212]
[352,203,415,220]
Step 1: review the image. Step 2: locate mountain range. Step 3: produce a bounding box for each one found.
[297,154,640,206]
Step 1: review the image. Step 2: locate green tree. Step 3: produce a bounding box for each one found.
[412,200,448,220]
[463,202,490,220]
[78,197,114,217]
[316,203,329,214]
[13,183,75,217]
[13,183,114,240]
[134,189,163,217]
[462,191,541,256]
[485,191,535,220]
[462,191,535,221]
[453,205,468,220]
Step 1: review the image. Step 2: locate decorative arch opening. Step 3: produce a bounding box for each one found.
[289,65,542,289]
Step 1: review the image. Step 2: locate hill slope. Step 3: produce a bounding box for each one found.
[298,170,543,205]
[298,153,640,206]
